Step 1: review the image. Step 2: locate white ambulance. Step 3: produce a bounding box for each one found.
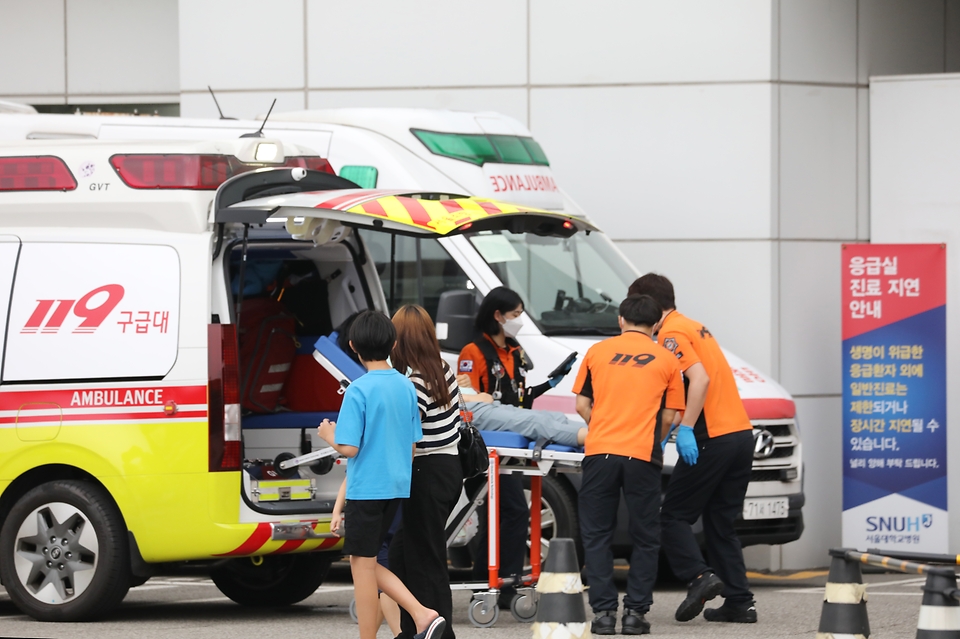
[0,136,620,621]
[0,109,804,560]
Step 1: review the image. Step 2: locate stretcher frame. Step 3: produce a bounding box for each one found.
[444,443,583,627]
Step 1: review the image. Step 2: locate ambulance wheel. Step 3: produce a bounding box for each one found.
[210,552,333,607]
[468,597,499,627]
[0,480,130,621]
[523,475,581,566]
[510,592,538,623]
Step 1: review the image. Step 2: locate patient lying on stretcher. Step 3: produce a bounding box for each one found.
[333,312,585,448]
[457,374,587,447]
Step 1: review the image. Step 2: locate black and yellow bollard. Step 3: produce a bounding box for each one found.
[533,538,589,639]
[816,549,870,639]
[916,568,960,639]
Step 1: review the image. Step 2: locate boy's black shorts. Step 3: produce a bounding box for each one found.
[342,498,401,558]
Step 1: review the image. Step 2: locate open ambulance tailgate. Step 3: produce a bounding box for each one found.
[218,188,598,237]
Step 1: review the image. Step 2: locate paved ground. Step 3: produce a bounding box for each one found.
[0,562,934,639]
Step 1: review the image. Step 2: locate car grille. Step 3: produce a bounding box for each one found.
[736,515,802,536]
[763,424,792,438]
[770,445,794,459]
[750,469,783,482]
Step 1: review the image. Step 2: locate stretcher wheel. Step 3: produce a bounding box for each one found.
[349,597,358,624]
[273,452,299,478]
[510,592,537,623]
[310,456,335,475]
[468,598,499,628]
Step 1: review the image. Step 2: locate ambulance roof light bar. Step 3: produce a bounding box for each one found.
[0,156,77,192]
[110,154,334,190]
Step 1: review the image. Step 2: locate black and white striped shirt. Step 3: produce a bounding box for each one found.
[410,360,461,456]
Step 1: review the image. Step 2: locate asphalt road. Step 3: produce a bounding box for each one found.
[0,562,935,639]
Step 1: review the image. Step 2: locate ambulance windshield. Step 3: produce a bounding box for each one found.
[466,230,636,335]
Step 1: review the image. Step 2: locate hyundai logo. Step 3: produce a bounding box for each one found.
[753,429,776,459]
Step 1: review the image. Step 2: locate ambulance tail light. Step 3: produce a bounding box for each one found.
[284,156,335,174]
[110,154,334,190]
[208,323,241,472]
[0,156,77,191]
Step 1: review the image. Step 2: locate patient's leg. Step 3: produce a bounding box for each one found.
[467,402,583,447]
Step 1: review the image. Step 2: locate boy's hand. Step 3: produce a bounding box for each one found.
[330,510,343,537]
[317,419,336,445]
[457,373,471,388]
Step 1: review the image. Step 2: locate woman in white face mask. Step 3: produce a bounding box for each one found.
[455,286,570,610]
[457,287,528,408]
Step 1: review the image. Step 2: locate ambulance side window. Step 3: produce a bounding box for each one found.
[360,231,469,321]
[3,243,181,382]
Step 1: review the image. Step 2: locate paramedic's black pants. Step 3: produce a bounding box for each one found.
[660,429,754,605]
[390,454,463,639]
[471,473,529,593]
[579,454,661,614]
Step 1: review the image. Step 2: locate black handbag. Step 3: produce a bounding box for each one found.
[457,392,489,479]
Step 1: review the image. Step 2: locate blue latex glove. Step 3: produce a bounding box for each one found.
[660,424,678,452]
[675,426,699,465]
[548,375,563,388]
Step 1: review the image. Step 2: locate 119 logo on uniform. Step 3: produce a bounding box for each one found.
[609,353,655,367]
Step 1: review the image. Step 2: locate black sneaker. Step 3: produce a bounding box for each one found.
[675,572,725,622]
[413,616,447,639]
[621,609,650,635]
[591,610,617,635]
[704,601,758,623]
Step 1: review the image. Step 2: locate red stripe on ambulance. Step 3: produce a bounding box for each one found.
[217,522,273,556]
[398,197,433,227]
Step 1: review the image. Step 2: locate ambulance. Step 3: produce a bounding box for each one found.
[0,109,804,578]
[0,135,622,620]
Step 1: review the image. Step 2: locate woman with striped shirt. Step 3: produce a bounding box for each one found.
[389,305,463,639]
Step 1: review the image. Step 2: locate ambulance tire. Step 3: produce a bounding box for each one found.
[0,480,131,622]
[523,475,583,566]
[210,552,333,607]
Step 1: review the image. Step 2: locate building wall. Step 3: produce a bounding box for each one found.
[0,0,180,106]
[1,0,958,568]
[870,72,960,559]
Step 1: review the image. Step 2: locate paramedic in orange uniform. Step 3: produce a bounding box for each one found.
[629,274,757,624]
[573,294,684,635]
[457,287,570,608]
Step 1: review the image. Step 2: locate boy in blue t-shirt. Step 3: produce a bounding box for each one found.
[317,310,445,639]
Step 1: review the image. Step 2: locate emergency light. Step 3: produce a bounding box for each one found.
[109,154,333,190]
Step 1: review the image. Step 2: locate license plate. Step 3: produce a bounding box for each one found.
[742,498,789,520]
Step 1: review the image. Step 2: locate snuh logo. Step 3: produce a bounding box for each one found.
[21,284,124,335]
[865,514,934,531]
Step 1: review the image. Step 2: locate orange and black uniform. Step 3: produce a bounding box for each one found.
[458,334,529,406]
[573,330,684,615]
[658,310,755,606]
[458,334,540,594]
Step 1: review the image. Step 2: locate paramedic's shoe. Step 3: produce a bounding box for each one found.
[675,572,724,622]
[591,610,617,635]
[621,609,650,635]
[704,601,758,623]
[414,616,446,639]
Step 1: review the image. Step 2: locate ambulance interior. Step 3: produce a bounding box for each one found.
[226,225,476,514]
[226,233,365,515]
